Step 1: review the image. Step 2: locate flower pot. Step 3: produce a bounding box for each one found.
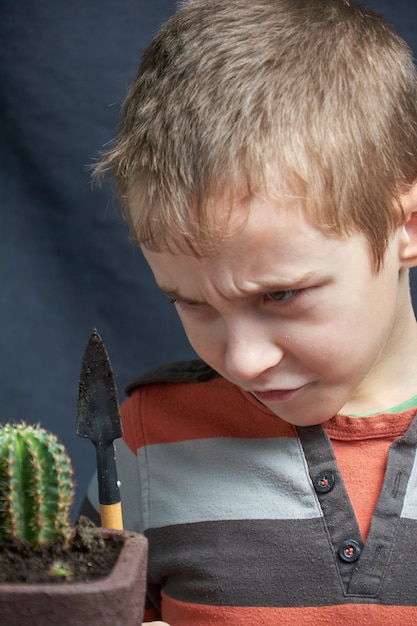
[0,528,148,626]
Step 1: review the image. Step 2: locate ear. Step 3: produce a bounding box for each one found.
[398,181,417,268]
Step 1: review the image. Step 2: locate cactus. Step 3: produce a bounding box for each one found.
[0,422,74,545]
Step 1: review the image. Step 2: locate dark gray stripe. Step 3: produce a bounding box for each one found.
[146,517,417,608]
[146,518,342,607]
[381,517,417,605]
[125,359,218,395]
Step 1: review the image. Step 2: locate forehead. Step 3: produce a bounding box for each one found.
[142,196,372,298]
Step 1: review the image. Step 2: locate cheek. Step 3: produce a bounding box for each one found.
[292,316,390,386]
[284,321,371,375]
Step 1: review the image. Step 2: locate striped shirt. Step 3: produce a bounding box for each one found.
[82,360,417,625]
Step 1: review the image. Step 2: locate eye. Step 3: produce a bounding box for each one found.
[168,296,203,311]
[265,289,300,303]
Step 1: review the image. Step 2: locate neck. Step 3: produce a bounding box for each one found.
[343,274,417,415]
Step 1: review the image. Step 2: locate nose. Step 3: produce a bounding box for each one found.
[223,318,284,382]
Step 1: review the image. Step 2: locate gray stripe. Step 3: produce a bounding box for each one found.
[400,449,417,519]
[138,436,322,529]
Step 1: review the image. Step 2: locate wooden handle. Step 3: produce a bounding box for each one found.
[100,502,123,530]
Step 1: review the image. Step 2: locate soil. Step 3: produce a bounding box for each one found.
[0,517,122,584]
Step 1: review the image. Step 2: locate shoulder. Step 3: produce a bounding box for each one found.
[125,359,220,396]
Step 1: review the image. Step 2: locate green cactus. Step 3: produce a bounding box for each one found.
[0,422,74,545]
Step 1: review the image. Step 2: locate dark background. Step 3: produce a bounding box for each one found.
[1,0,416,520]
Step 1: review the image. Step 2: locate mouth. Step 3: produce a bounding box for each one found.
[251,386,307,403]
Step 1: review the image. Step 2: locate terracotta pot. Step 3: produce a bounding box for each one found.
[0,528,148,626]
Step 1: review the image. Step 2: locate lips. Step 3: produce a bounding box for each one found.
[251,386,306,402]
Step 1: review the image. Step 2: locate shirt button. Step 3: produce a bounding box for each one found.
[338,539,362,563]
[314,471,335,493]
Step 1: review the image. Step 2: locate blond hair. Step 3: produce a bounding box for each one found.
[95,0,417,270]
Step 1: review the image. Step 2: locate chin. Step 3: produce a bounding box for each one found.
[267,405,336,428]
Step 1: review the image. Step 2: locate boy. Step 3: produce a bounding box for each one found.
[82,0,417,623]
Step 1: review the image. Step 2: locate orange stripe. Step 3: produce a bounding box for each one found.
[161,594,417,625]
[121,377,297,451]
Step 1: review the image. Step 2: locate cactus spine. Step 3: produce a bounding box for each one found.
[0,422,74,545]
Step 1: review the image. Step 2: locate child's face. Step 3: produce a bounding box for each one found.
[142,196,409,426]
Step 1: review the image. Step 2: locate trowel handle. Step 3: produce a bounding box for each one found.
[100,502,123,530]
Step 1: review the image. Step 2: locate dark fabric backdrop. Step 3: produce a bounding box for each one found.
[1,0,417,520]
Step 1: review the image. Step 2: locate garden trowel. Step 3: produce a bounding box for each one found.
[76,328,124,530]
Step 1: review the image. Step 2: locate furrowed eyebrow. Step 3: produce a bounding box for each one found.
[254,271,319,292]
[156,270,319,302]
